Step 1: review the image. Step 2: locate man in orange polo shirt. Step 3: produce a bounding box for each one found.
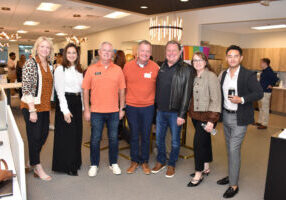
[82,41,126,177]
[123,40,159,174]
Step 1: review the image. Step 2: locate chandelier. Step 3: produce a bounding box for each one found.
[149,16,183,41]
[0,42,9,47]
[0,31,20,41]
[66,35,87,45]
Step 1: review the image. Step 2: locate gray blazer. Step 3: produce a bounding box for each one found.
[193,69,221,113]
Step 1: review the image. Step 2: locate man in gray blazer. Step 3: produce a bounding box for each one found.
[217,45,263,198]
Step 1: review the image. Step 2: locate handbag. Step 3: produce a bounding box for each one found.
[0,159,15,182]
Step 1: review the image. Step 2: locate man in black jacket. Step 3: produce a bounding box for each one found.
[151,40,195,178]
[217,45,263,198]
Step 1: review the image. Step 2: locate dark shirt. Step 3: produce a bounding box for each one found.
[156,60,178,112]
[260,66,279,93]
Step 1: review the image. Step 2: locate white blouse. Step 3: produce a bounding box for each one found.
[54,65,83,115]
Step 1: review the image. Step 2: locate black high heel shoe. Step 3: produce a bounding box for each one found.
[187,176,204,187]
[190,169,210,177]
[67,170,78,176]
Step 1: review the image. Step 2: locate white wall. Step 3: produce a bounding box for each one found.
[240,31,286,48]
[201,29,240,47]
[54,0,286,67]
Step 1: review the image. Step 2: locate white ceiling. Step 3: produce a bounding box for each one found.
[0,0,148,44]
[202,18,286,34]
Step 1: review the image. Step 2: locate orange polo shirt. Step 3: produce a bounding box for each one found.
[82,61,126,113]
[123,59,159,107]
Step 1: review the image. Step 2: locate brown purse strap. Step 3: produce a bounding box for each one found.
[0,159,8,170]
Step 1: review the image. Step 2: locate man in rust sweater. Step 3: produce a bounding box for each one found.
[123,40,159,174]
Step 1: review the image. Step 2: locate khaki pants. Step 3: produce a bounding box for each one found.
[258,92,271,126]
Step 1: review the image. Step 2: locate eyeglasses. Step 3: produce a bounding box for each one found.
[192,59,205,63]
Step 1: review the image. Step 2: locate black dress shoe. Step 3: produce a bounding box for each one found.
[217,176,229,185]
[67,170,78,176]
[187,177,204,187]
[223,186,239,198]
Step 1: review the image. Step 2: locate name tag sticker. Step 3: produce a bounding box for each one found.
[144,72,151,78]
[95,72,101,75]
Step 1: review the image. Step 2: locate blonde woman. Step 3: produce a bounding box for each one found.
[21,36,54,181]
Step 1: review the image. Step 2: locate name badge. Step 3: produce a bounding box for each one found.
[144,72,152,79]
[95,72,101,75]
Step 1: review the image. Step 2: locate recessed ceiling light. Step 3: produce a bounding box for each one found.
[73,25,90,30]
[55,33,67,36]
[180,0,189,2]
[104,11,130,19]
[17,30,28,34]
[140,6,148,9]
[251,24,286,30]
[37,2,61,12]
[73,14,81,18]
[1,7,11,11]
[23,21,39,26]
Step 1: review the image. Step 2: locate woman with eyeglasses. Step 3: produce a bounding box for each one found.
[187,52,221,187]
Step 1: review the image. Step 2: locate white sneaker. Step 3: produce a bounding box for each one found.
[109,164,121,175]
[88,166,98,177]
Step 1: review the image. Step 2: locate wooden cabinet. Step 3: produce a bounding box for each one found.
[242,48,286,71]
[271,88,286,114]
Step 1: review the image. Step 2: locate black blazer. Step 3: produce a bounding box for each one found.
[221,66,263,126]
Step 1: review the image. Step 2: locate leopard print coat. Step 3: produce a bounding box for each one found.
[21,58,54,105]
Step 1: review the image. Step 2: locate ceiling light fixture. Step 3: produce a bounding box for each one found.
[24,21,39,26]
[180,0,189,2]
[260,0,270,6]
[56,33,67,36]
[66,35,87,45]
[140,6,148,9]
[251,24,286,30]
[17,30,28,34]
[0,42,9,48]
[149,16,183,41]
[0,31,20,41]
[37,2,61,12]
[104,11,130,19]
[1,7,11,11]
[73,25,90,30]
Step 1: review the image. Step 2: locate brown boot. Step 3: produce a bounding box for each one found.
[151,162,166,174]
[141,163,151,175]
[126,162,139,174]
[165,166,175,178]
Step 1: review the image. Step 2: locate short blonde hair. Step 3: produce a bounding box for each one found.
[32,36,54,63]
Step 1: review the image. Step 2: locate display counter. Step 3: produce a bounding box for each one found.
[270,87,286,114]
[265,131,286,200]
[0,88,26,200]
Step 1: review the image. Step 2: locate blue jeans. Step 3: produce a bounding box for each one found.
[90,112,119,166]
[156,111,182,167]
[126,105,155,163]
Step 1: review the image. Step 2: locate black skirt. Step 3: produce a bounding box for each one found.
[52,94,83,173]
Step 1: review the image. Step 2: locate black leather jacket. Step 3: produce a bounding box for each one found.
[156,59,195,118]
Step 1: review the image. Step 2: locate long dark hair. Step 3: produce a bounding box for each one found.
[114,50,126,69]
[191,51,213,74]
[62,43,82,73]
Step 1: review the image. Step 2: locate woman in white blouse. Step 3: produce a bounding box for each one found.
[52,43,83,176]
